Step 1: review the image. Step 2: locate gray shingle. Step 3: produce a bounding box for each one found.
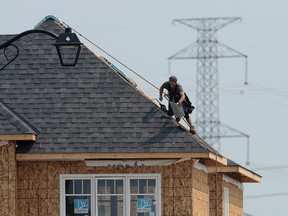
[0,99,39,134]
[0,17,219,155]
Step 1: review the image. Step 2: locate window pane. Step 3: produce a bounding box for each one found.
[98,180,106,194]
[130,179,138,194]
[75,180,82,194]
[66,196,91,216]
[130,195,156,216]
[116,180,123,194]
[98,195,124,216]
[83,180,91,194]
[66,180,73,194]
[139,179,147,194]
[107,180,115,194]
[148,179,156,194]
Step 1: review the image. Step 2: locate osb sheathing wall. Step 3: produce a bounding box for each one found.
[17,159,210,216]
[0,141,17,216]
[208,174,244,216]
[191,168,209,216]
[209,174,224,216]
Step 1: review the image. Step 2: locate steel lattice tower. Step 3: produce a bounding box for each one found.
[168,17,249,149]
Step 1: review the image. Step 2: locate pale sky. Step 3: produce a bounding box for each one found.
[2,1,288,215]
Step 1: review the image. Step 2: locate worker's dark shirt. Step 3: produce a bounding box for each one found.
[161,81,184,102]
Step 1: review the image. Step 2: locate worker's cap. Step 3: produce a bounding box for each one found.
[169,75,177,83]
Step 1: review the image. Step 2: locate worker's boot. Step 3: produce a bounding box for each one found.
[189,126,196,134]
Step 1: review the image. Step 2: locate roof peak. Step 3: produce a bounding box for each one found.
[34,15,63,29]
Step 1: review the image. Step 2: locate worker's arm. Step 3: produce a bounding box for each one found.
[159,86,164,101]
[178,91,185,104]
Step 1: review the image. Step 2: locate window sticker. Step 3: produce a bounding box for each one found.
[137,198,152,213]
[74,199,89,214]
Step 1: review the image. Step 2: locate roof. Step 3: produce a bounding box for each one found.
[0,17,220,156]
[0,98,39,135]
[207,159,262,183]
[0,16,263,183]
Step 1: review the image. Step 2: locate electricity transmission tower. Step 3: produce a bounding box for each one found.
[168,17,250,154]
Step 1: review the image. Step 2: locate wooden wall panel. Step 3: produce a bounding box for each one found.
[0,141,17,216]
[15,159,244,216]
[192,167,209,216]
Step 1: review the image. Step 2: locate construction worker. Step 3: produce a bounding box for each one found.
[159,75,196,134]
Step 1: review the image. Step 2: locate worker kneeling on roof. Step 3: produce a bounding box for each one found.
[159,75,196,134]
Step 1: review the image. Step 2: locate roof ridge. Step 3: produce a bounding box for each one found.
[99,56,222,155]
[100,57,222,155]
[34,15,63,29]
[0,99,40,135]
[192,133,222,154]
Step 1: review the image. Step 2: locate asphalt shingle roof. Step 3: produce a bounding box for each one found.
[0,17,218,154]
[0,99,39,134]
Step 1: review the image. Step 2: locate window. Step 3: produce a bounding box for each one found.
[65,179,92,215]
[96,178,124,216]
[61,174,161,216]
[129,178,157,216]
[223,187,229,216]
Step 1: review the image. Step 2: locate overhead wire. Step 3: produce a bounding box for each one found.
[252,165,288,171]
[253,165,288,179]
[62,21,160,91]
[219,82,288,97]
[245,192,288,199]
[217,81,288,108]
[62,21,201,131]
[241,21,288,41]
[221,21,288,57]
[63,21,288,109]
[246,163,288,182]
[62,21,288,162]
[39,20,288,208]
[247,82,288,98]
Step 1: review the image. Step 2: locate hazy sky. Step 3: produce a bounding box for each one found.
[1,1,288,215]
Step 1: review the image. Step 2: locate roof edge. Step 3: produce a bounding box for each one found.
[16,152,225,163]
[0,99,40,135]
[97,56,225,156]
[207,165,262,183]
[0,134,36,141]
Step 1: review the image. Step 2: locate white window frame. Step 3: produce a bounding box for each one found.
[60,173,161,216]
[95,177,126,215]
[208,188,210,216]
[223,187,229,216]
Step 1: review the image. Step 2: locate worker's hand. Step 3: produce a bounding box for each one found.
[178,101,183,105]
[159,96,163,101]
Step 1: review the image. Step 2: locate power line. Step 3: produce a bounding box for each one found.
[168,17,248,151]
[218,82,288,98]
[245,192,288,199]
[235,92,288,108]
[252,165,288,171]
[216,82,288,107]
[248,83,288,98]
[61,21,160,91]
[241,21,288,41]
